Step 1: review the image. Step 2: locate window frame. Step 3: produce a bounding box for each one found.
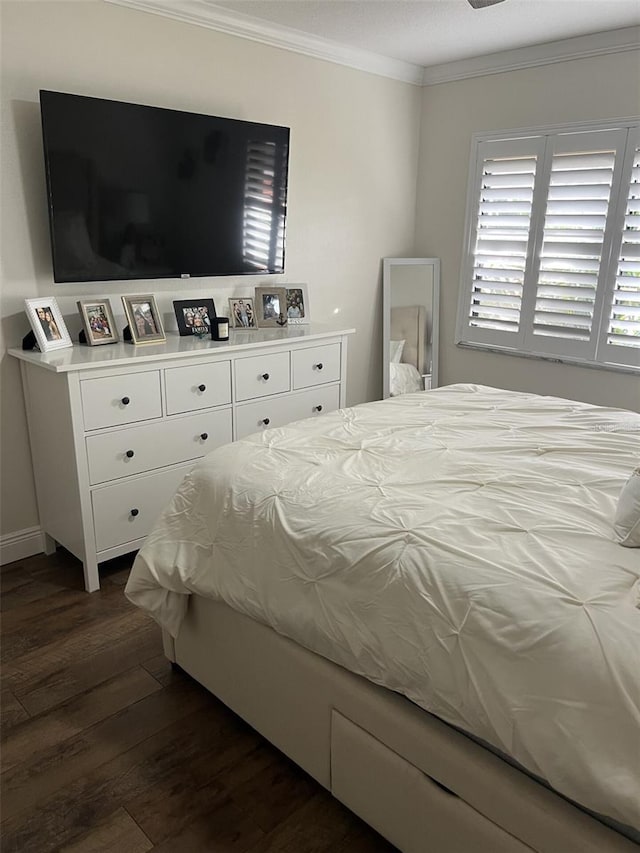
[455,118,640,375]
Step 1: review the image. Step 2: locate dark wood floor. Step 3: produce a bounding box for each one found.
[1,549,396,853]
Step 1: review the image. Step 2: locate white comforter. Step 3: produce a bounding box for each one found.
[126,384,640,829]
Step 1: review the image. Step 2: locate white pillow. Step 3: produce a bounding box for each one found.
[389,339,405,364]
[389,362,424,396]
[614,467,640,547]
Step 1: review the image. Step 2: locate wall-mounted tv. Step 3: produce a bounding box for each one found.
[40,90,290,283]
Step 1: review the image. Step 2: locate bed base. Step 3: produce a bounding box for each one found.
[166,595,636,853]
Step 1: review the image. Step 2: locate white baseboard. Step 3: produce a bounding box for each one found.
[0,526,44,566]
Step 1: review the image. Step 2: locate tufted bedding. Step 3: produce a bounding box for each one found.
[125,384,640,831]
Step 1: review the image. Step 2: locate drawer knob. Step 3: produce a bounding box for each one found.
[315,363,324,370]
[314,405,323,412]
[198,384,206,392]
[262,373,270,381]
[262,417,270,426]
[130,508,139,517]
[200,433,208,441]
[121,396,130,406]
[125,449,135,459]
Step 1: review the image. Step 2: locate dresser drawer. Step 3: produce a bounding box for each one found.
[92,464,193,552]
[165,361,231,415]
[86,408,232,485]
[235,352,290,402]
[235,385,340,440]
[292,343,341,390]
[81,371,162,431]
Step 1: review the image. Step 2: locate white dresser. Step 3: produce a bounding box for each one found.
[9,326,354,591]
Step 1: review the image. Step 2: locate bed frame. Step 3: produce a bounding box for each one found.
[163,595,637,853]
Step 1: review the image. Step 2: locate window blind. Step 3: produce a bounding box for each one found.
[534,150,614,342]
[457,122,640,372]
[607,145,640,350]
[469,153,537,334]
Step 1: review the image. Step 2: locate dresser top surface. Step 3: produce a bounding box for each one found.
[8,325,355,374]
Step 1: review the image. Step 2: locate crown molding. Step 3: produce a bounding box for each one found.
[104,1,639,88]
[104,0,425,85]
[422,26,640,85]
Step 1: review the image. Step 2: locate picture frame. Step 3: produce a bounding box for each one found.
[228,297,257,329]
[122,294,166,345]
[24,297,73,352]
[254,286,288,328]
[173,299,216,337]
[77,298,119,346]
[285,285,310,325]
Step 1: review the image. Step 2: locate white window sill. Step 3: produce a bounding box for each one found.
[456,341,640,377]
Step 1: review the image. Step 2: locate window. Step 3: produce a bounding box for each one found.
[456,122,640,372]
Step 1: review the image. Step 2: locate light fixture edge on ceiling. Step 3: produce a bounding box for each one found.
[468,0,508,9]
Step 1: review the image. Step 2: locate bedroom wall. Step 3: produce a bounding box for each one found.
[415,50,640,412]
[0,1,421,549]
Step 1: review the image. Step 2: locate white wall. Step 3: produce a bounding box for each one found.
[416,50,640,412]
[4,4,638,548]
[0,1,422,540]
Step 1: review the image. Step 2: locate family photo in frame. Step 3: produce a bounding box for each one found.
[122,294,166,345]
[229,297,257,329]
[285,285,310,324]
[24,297,73,352]
[77,298,119,346]
[173,299,216,337]
[254,287,288,328]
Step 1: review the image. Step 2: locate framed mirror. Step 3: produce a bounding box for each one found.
[383,258,440,399]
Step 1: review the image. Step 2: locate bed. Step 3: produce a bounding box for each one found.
[125,384,640,852]
[389,305,428,396]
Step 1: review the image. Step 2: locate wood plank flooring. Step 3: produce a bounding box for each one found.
[0,549,396,852]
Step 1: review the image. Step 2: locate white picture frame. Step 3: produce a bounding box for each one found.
[24,297,73,352]
[228,297,258,329]
[285,284,310,325]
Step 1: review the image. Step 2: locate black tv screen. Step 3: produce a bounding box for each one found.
[39,91,290,283]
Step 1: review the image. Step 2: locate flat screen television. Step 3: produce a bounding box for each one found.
[39,90,290,283]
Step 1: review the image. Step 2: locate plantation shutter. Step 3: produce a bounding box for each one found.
[520,130,628,360]
[243,140,287,272]
[457,122,639,372]
[533,151,613,342]
[460,137,544,348]
[600,140,640,367]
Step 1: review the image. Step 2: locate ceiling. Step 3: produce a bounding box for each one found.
[209,0,640,68]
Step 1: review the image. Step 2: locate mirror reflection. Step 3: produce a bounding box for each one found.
[383,258,440,398]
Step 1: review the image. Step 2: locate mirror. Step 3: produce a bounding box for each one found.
[382,258,440,399]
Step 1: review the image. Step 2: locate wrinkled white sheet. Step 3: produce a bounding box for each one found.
[126,384,640,829]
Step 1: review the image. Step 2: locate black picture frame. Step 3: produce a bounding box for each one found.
[173,299,217,336]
